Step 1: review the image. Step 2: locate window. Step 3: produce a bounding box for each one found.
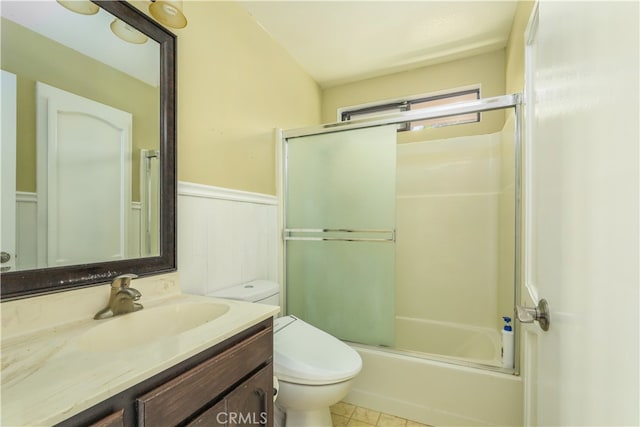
[340,88,480,131]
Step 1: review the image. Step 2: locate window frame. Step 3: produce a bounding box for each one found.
[339,87,481,132]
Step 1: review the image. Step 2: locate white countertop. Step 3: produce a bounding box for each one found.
[0,273,279,426]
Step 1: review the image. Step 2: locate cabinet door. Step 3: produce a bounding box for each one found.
[187,399,227,427]
[226,365,273,427]
[187,365,273,427]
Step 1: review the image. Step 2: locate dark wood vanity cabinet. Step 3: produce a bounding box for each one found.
[57,319,273,427]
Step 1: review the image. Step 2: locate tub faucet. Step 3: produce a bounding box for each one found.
[94,274,143,319]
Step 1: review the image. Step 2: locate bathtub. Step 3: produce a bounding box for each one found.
[394,316,502,367]
[343,318,523,426]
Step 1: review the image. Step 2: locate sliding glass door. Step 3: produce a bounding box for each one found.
[284,125,397,346]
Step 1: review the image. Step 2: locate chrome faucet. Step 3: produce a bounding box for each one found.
[94,274,143,319]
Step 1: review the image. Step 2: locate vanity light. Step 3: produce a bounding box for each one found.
[149,0,188,29]
[110,19,149,44]
[56,0,99,15]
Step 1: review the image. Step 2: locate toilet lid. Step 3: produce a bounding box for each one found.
[273,316,362,385]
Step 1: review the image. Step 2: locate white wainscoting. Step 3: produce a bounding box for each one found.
[15,192,144,270]
[16,192,38,270]
[177,181,279,296]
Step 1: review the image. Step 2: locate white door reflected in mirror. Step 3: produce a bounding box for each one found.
[36,83,133,268]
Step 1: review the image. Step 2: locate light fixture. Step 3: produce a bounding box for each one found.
[110,19,149,44]
[56,0,99,15]
[55,0,184,44]
[149,0,188,29]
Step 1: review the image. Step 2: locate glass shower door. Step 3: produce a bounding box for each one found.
[285,125,397,346]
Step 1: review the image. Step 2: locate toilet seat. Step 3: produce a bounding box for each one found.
[273,316,362,385]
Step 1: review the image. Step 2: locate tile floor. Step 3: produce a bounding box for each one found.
[330,402,432,427]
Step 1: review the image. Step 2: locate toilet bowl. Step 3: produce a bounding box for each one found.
[273,315,362,426]
[209,281,362,427]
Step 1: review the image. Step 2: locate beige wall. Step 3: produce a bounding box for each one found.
[1,18,158,201]
[173,1,321,195]
[2,0,321,199]
[150,1,530,195]
[322,49,506,144]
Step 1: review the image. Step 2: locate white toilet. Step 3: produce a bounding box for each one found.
[209,280,362,427]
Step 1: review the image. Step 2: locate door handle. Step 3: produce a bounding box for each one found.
[1,251,10,263]
[516,299,550,331]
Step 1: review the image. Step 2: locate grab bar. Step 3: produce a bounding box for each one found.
[284,228,396,243]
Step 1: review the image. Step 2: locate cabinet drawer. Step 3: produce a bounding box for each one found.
[137,326,272,426]
[88,409,124,427]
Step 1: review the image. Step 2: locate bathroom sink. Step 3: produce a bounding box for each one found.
[76,301,230,352]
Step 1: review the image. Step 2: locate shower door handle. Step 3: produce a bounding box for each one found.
[515,299,550,331]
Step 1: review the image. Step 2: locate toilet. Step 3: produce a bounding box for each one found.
[209,280,362,427]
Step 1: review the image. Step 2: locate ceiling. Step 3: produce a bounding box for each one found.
[238,1,519,88]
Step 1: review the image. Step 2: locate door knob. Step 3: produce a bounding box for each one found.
[516,299,550,331]
[1,251,10,263]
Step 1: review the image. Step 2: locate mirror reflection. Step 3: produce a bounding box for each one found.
[1,1,161,273]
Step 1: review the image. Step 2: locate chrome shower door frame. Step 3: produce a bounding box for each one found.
[280,93,523,373]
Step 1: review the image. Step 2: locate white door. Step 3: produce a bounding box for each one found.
[523,2,639,426]
[36,83,132,267]
[1,70,17,272]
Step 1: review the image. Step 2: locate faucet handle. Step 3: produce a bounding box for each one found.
[127,287,142,300]
[111,273,138,289]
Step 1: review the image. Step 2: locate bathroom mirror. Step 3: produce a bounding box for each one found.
[0,1,176,300]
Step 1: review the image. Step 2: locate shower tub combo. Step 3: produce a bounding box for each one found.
[281,95,523,426]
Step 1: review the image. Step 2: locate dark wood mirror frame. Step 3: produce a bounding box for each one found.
[0,1,176,301]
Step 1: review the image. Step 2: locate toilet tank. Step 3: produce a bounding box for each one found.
[208,280,280,306]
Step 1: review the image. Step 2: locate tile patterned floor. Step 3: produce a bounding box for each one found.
[330,402,432,427]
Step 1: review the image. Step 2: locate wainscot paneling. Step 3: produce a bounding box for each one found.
[177,182,279,296]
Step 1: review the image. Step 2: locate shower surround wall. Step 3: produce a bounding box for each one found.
[396,126,514,356]
[397,132,500,329]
